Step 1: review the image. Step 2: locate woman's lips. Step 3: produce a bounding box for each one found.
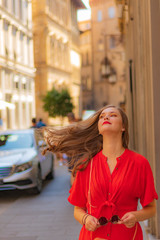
[103,121,111,125]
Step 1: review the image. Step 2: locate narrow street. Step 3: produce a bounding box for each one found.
[0,160,157,240]
[0,161,81,240]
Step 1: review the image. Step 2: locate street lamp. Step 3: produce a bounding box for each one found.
[101,57,111,78]
[101,57,117,84]
[108,67,117,84]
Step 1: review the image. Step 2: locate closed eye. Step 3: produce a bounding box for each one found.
[99,115,104,119]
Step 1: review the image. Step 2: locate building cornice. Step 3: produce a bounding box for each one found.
[46,65,71,75]
[0,56,36,77]
[72,0,86,9]
[0,7,32,37]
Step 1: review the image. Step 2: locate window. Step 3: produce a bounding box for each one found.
[13,75,19,89]
[2,0,8,8]
[20,32,24,62]
[22,77,26,90]
[22,83,26,90]
[100,87,103,97]
[0,72,1,89]
[98,39,104,51]
[28,79,32,91]
[5,93,11,102]
[86,52,89,65]
[82,77,86,90]
[86,76,91,90]
[19,0,23,20]
[12,0,16,15]
[22,103,26,127]
[119,86,123,94]
[12,26,17,60]
[108,7,115,18]
[50,36,55,64]
[3,21,9,57]
[97,10,102,22]
[5,71,11,90]
[23,0,28,24]
[109,36,116,49]
[15,102,19,128]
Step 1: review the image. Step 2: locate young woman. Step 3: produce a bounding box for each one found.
[43,105,158,240]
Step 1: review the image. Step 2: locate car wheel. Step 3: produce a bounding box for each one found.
[46,157,54,180]
[30,166,42,194]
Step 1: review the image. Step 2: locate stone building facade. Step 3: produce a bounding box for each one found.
[89,0,126,110]
[0,0,35,129]
[116,0,160,237]
[32,0,85,124]
[79,20,93,110]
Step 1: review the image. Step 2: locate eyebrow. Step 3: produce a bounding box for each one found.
[100,111,117,115]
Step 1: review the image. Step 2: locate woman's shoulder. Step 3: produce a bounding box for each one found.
[77,159,92,175]
[127,149,149,166]
[77,152,101,174]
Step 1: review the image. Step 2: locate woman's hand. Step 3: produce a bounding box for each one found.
[118,212,137,228]
[85,215,100,231]
[118,200,156,228]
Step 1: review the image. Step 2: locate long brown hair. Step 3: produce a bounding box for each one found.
[43,105,129,175]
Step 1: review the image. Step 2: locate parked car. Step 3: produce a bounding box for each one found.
[0,129,54,194]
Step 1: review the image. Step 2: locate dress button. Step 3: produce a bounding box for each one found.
[109,193,111,195]
[107,233,110,236]
[118,157,121,160]
[116,167,118,170]
[109,179,111,182]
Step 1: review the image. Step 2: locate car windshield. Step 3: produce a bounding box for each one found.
[0,133,33,150]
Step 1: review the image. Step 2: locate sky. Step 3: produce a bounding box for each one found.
[77,0,91,22]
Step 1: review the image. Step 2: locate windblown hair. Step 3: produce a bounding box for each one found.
[43,105,129,176]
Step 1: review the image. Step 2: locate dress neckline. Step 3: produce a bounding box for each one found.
[100,148,129,161]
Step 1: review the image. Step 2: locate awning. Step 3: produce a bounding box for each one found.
[0,100,15,110]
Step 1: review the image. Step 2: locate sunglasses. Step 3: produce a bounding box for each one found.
[98,215,120,226]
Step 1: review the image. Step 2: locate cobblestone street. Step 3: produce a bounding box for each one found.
[0,160,158,240]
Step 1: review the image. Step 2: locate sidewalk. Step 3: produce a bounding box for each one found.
[142,223,158,240]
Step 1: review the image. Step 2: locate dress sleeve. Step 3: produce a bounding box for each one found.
[140,159,158,207]
[68,170,87,209]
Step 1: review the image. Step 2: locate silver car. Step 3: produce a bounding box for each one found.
[0,129,54,194]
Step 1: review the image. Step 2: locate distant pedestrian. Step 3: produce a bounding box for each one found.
[30,118,37,128]
[43,105,158,240]
[67,112,77,124]
[36,118,46,128]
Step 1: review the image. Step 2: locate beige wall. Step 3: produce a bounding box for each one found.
[126,0,160,237]
[150,0,160,236]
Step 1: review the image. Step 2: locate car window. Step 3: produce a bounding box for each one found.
[0,133,33,150]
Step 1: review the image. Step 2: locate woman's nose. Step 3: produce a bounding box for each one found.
[104,115,110,120]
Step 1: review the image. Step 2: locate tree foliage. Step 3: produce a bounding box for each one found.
[43,87,74,118]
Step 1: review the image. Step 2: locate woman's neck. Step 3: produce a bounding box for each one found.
[102,135,124,159]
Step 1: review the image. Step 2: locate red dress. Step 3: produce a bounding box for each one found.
[68,149,158,240]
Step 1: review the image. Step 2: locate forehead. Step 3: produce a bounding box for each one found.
[100,108,120,115]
